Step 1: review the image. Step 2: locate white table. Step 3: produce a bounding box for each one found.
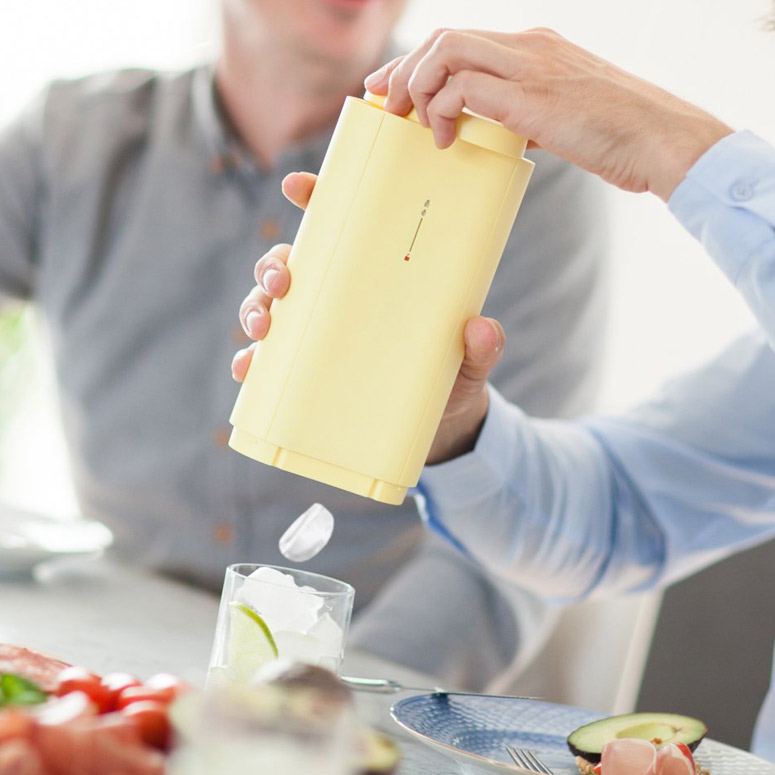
[0,556,457,774]
[4,556,775,775]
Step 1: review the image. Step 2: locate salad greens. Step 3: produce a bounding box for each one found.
[0,672,47,708]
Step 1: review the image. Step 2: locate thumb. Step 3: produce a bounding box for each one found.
[427,316,504,465]
[455,316,504,400]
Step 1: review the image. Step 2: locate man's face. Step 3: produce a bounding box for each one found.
[239,0,408,68]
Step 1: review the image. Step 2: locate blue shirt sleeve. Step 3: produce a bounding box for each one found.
[417,131,775,602]
[419,129,775,760]
[669,130,775,344]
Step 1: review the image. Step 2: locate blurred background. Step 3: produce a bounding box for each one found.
[1,0,773,750]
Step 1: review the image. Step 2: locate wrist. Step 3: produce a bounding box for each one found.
[426,390,489,465]
[649,114,733,202]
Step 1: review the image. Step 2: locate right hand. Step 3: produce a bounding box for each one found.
[365,28,733,201]
[232,172,505,465]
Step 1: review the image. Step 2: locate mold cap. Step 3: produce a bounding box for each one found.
[363,91,528,159]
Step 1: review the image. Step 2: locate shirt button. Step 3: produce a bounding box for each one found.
[214,427,231,448]
[212,522,236,545]
[730,180,754,201]
[259,218,282,242]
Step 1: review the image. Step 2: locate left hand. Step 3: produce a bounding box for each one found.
[232,172,504,464]
[365,28,732,201]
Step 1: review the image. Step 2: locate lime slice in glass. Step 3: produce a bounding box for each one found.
[226,602,279,683]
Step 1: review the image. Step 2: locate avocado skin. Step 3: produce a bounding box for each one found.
[566,712,708,763]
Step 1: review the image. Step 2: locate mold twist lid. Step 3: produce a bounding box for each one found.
[363,91,528,159]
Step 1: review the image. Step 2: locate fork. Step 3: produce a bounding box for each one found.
[505,745,556,774]
[340,675,539,699]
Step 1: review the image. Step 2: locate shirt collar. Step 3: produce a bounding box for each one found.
[191,42,402,180]
[192,62,258,178]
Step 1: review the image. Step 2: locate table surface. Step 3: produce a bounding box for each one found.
[0,555,458,773]
[3,556,773,775]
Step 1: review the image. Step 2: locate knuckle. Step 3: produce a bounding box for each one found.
[530,27,563,46]
[433,29,462,53]
[454,68,476,89]
[238,297,253,324]
[267,242,291,259]
[426,27,450,46]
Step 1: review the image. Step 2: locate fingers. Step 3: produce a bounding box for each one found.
[408,33,521,127]
[239,243,291,341]
[380,29,452,115]
[253,243,291,292]
[366,29,521,116]
[281,172,317,210]
[363,55,404,94]
[424,70,522,148]
[231,342,257,382]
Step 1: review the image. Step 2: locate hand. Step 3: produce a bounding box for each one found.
[231,172,315,383]
[365,28,733,201]
[232,172,504,464]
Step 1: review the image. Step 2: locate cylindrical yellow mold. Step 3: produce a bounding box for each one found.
[230,94,534,504]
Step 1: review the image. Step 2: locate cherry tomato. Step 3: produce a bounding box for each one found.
[53,667,112,713]
[121,700,171,750]
[99,672,141,712]
[36,690,97,725]
[143,673,189,702]
[115,685,176,710]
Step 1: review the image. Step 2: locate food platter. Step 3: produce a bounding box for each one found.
[391,694,775,774]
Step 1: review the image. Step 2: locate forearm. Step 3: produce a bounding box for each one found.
[418,387,628,602]
[420,335,775,601]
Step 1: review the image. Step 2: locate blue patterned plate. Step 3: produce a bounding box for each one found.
[390,694,775,774]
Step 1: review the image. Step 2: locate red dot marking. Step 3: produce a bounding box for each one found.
[404,254,410,261]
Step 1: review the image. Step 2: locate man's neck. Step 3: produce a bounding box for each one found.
[215,34,374,169]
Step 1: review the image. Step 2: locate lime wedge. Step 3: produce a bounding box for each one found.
[226,602,279,683]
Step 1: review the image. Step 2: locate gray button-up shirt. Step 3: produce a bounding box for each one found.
[0,64,608,687]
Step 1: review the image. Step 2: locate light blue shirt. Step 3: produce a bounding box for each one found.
[418,130,775,759]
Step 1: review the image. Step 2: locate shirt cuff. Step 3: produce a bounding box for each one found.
[668,130,775,285]
[417,385,526,516]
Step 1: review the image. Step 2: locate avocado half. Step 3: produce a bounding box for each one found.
[567,712,708,763]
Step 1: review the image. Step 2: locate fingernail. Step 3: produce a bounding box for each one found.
[492,321,504,353]
[261,268,280,294]
[231,350,244,381]
[245,310,261,337]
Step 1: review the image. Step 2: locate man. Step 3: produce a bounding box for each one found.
[237,25,775,757]
[0,6,608,686]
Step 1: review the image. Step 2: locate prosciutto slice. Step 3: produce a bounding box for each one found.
[601,738,658,775]
[599,740,697,775]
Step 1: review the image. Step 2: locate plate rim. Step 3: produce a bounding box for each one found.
[390,693,603,774]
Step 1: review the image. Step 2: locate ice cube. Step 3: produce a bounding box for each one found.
[272,631,329,666]
[239,567,323,634]
[307,613,344,661]
[278,503,335,563]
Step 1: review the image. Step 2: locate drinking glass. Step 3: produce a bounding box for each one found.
[207,563,355,688]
